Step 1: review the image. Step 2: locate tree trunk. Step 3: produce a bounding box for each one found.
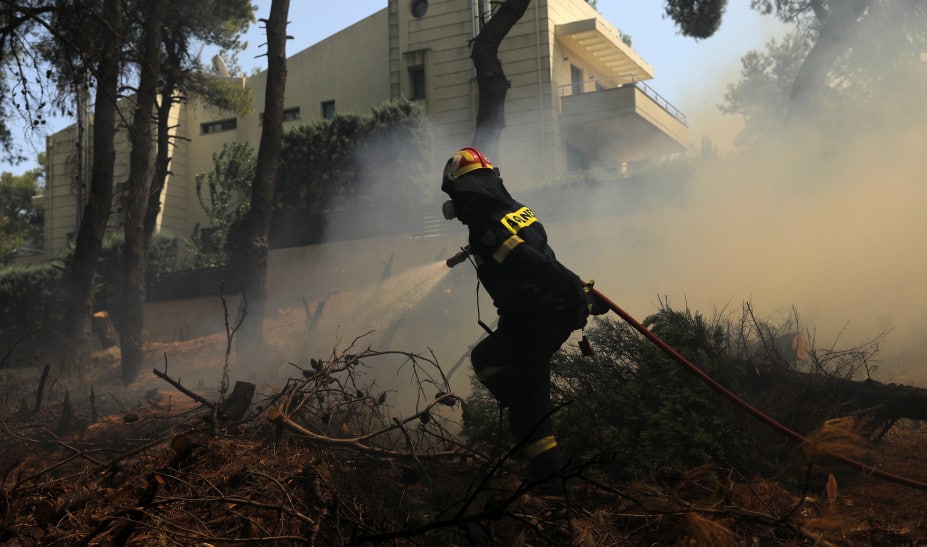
[471,0,531,158]
[144,75,177,244]
[235,0,289,359]
[63,0,123,363]
[120,0,166,385]
[754,367,927,432]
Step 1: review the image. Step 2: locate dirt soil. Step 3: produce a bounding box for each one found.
[1,333,926,546]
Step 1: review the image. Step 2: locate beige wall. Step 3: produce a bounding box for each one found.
[391,0,478,176]
[178,10,392,235]
[44,97,135,257]
[153,98,191,237]
[45,127,80,255]
[180,82,248,233]
[249,9,391,125]
[389,0,650,190]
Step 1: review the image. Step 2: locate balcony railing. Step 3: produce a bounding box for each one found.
[558,73,688,127]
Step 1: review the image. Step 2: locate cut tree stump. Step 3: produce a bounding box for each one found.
[92,311,118,348]
[219,381,255,420]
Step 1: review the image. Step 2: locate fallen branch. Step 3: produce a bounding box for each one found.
[265,394,463,459]
[152,363,215,410]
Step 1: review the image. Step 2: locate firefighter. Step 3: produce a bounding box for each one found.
[441,146,594,497]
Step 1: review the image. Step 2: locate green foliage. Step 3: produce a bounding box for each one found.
[0,217,25,269]
[526,154,694,196]
[195,74,254,116]
[664,0,727,39]
[164,0,254,53]
[555,313,747,478]
[0,232,180,362]
[460,375,514,456]
[643,304,729,362]
[189,141,256,268]
[0,78,15,164]
[720,33,809,146]
[735,0,927,140]
[528,166,622,192]
[93,233,181,325]
[277,99,429,211]
[139,0,256,114]
[0,167,45,266]
[272,99,430,245]
[0,262,65,362]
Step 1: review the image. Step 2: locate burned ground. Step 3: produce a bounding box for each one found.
[1,322,926,546]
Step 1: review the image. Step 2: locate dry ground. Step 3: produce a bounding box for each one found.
[0,330,926,546]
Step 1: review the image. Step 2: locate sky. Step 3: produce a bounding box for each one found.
[0,1,789,176]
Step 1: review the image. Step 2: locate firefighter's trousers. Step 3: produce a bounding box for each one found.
[471,314,573,493]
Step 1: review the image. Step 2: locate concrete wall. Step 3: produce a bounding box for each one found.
[144,230,465,342]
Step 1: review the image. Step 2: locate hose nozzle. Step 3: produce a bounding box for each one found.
[445,246,472,268]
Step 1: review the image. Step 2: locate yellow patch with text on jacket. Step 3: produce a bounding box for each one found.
[500,206,537,235]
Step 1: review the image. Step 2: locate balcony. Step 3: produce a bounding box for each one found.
[558,74,689,164]
[555,19,653,80]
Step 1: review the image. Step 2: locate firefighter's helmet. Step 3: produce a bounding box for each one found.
[443,147,494,186]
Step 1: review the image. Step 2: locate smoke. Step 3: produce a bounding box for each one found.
[208,46,927,407]
[237,93,927,407]
[547,66,927,386]
[226,118,483,403]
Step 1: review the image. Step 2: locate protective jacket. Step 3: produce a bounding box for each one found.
[450,171,588,326]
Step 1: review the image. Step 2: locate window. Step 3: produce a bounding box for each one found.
[283,106,301,121]
[260,106,301,124]
[201,118,237,134]
[411,0,428,18]
[409,66,426,100]
[321,100,336,119]
[404,49,431,102]
[566,144,587,172]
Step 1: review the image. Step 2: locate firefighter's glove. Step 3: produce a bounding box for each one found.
[583,280,609,316]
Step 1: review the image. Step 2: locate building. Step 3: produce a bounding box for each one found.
[41,0,688,258]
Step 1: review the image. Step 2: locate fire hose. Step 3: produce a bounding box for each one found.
[583,283,927,492]
[444,247,927,491]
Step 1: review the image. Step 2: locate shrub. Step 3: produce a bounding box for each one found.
[93,233,181,330]
[0,262,66,365]
[0,232,182,361]
[188,141,256,268]
[272,99,430,246]
[461,303,770,482]
[552,310,751,479]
